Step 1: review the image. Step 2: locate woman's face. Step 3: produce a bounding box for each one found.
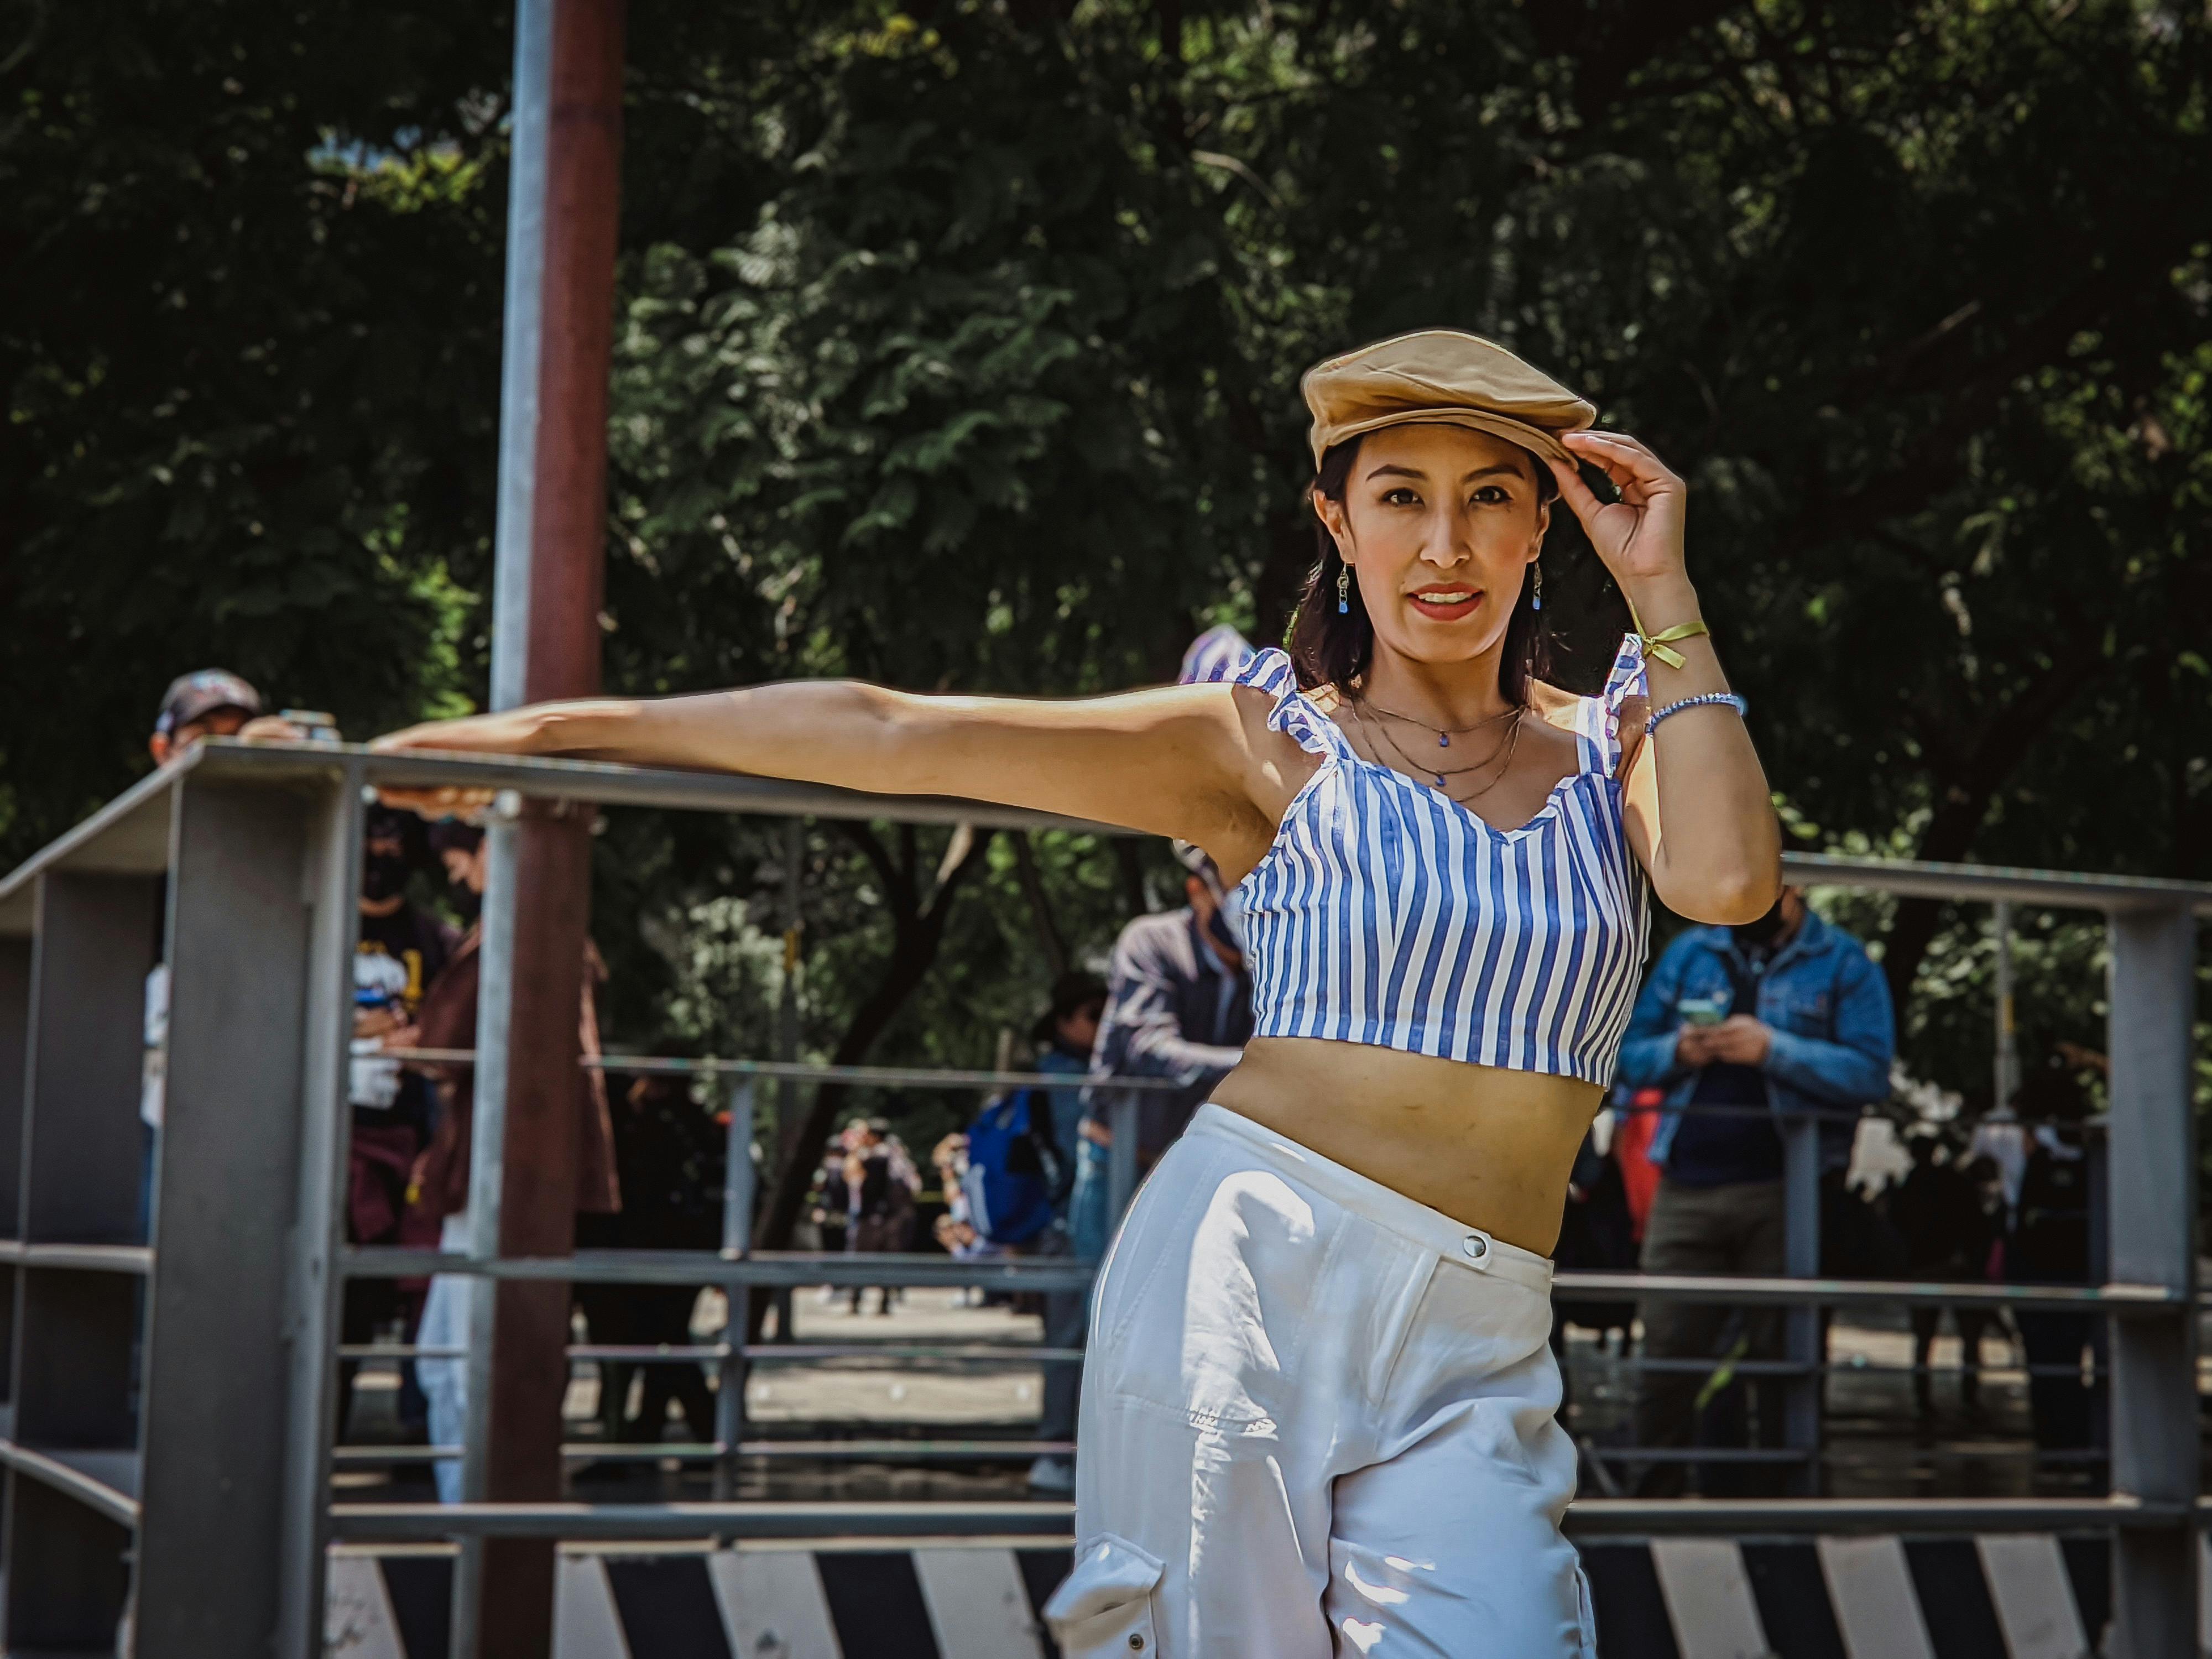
[1314,423,1549,670]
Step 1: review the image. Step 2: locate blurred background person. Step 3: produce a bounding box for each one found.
[405,818,620,1501]
[573,1064,726,1453]
[147,667,300,765]
[139,670,296,1238]
[806,1140,853,1304]
[1066,841,1251,1258]
[1011,973,1105,1492]
[1035,847,1248,1497]
[1615,886,1894,1495]
[2005,1050,2103,1454]
[341,805,456,1443]
[841,1119,919,1314]
[1032,970,1107,1216]
[1887,1130,2006,1424]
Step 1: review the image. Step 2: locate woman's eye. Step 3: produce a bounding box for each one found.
[1471,486,1510,506]
[1381,488,1421,507]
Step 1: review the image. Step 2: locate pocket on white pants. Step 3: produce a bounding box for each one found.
[1044,1533,1164,1657]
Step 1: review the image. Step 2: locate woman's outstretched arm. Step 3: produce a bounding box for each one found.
[1548,430,1782,924]
[372,679,1293,871]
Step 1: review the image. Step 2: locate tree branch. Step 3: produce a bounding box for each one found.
[1881,641,2109,1010]
[753,826,999,1262]
[1011,832,1071,978]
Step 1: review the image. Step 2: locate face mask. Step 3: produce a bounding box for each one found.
[361,852,410,902]
[1731,900,1788,953]
[448,884,482,922]
[1210,887,1248,954]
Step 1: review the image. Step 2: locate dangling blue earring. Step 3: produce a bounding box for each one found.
[1337,566,1351,614]
[1531,561,1544,612]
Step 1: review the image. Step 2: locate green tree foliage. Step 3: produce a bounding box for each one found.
[0,2,511,851]
[7,1,2207,1180]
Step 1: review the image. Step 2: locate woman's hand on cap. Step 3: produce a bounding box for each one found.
[1546,430,1687,591]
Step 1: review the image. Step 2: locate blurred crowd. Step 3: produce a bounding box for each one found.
[138,670,729,1499]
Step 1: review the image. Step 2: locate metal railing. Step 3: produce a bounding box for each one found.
[0,737,2202,1656]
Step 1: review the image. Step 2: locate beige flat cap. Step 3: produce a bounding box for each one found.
[1302,328,1596,468]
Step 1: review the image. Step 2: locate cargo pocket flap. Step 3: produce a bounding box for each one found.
[1044,1534,1165,1656]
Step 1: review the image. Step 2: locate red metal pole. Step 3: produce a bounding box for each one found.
[473,1,623,1653]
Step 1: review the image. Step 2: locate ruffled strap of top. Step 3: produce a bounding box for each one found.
[1574,634,1651,775]
[1230,646,1355,761]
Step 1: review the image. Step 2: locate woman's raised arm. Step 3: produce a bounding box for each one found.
[1547,430,1782,923]
[372,679,1290,869]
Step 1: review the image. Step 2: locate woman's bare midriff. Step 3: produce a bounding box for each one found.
[1208,1036,1603,1255]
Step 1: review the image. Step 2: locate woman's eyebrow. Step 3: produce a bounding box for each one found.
[1364,462,1523,484]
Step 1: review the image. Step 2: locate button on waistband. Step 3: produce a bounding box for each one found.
[1461,1233,1489,1261]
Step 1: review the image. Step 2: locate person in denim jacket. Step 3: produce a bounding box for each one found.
[1615,887,1894,1493]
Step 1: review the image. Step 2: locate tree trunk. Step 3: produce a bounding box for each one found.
[752,822,997,1257]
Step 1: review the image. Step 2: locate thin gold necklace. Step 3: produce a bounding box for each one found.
[1352,701,1523,797]
[1350,693,1517,752]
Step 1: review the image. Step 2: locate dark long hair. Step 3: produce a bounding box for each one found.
[1285,432,1555,702]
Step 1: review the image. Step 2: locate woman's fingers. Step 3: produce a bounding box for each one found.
[372,784,497,818]
[1545,455,1614,528]
[1562,430,1681,496]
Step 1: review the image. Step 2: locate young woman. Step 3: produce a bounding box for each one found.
[376,330,1779,1656]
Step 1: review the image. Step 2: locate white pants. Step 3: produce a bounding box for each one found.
[1046,1104,1592,1658]
[416,1216,473,1504]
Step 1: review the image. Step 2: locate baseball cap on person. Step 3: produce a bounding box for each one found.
[154,669,264,737]
[1301,328,1596,469]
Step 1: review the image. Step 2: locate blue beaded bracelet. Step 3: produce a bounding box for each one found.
[1645,691,1747,735]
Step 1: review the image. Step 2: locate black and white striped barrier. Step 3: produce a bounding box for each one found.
[326,1531,2133,1657]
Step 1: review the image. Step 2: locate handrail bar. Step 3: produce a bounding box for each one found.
[339,1247,2183,1314]
[386,1048,1191,1092]
[328,1500,1078,1543]
[13,740,2209,916]
[324,1494,2190,1545]
[0,1439,142,1530]
[338,1342,1087,1364]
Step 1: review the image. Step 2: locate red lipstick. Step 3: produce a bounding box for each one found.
[1407,585,1484,622]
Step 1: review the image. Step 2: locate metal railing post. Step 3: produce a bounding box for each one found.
[714,1080,755,1503]
[1106,1093,1140,1232]
[448,796,523,1659]
[1992,899,2020,1112]
[1780,1115,1823,1495]
[2104,903,2198,1656]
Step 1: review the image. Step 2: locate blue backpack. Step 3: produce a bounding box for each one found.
[962,1088,1062,1246]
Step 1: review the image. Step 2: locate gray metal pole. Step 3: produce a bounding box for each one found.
[715,1081,755,1503]
[270,773,367,1658]
[1992,899,2018,1111]
[2104,904,2198,1657]
[1780,1116,1822,1494]
[778,819,802,1164]
[450,796,523,1659]
[1106,1093,1140,1232]
[449,0,553,1644]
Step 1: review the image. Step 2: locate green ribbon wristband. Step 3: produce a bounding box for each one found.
[1625,604,1710,671]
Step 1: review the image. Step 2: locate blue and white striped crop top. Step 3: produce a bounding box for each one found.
[1232,641,1651,1085]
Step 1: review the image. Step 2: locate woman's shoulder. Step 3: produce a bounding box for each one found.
[1228,646,1354,763]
